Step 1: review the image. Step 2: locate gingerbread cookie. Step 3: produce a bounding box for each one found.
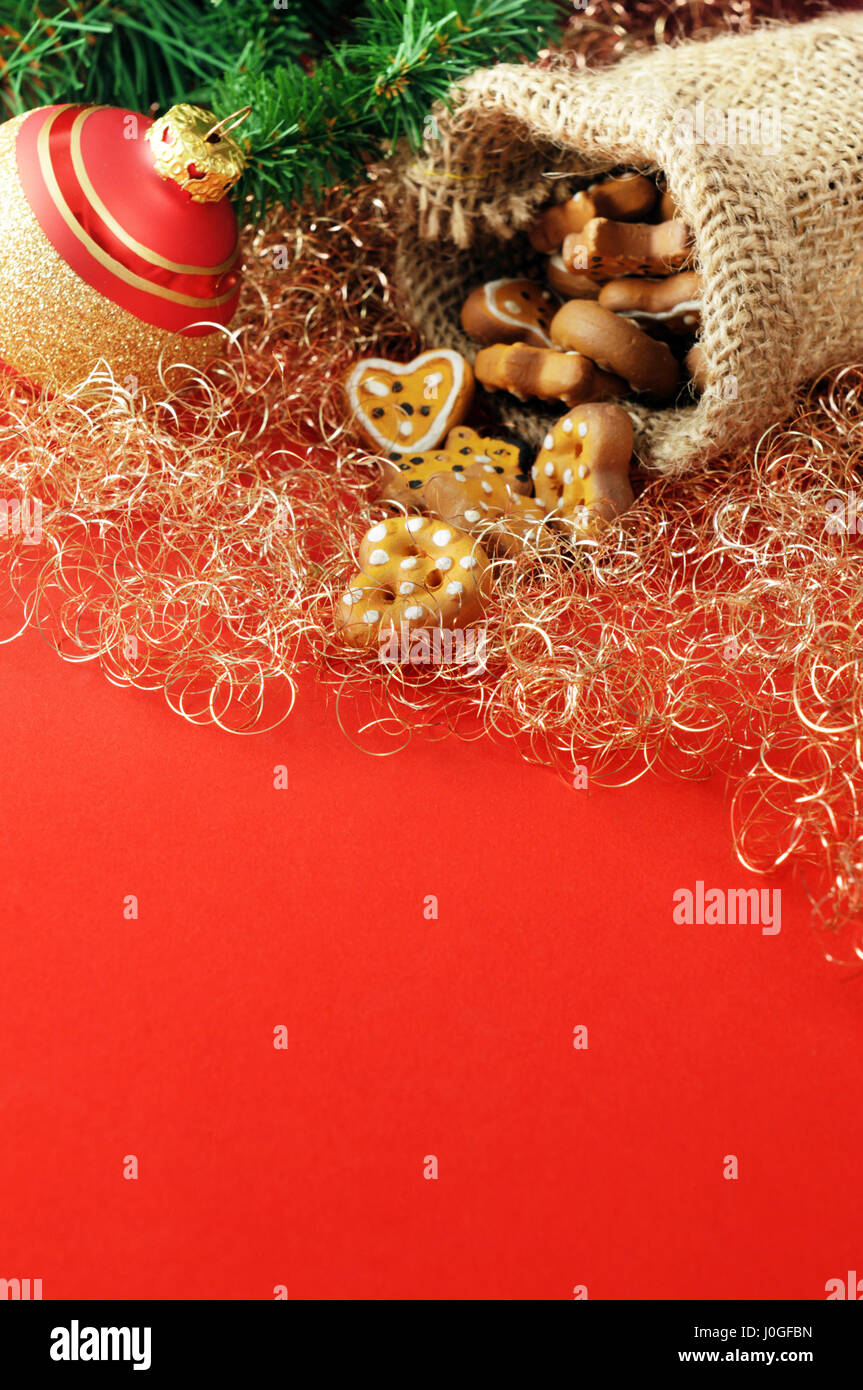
[336,514,491,648]
[461,278,558,349]
[661,190,680,221]
[379,427,533,507]
[549,300,679,399]
[531,403,634,540]
[598,271,702,335]
[345,349,474,458]
[492,490,559,555]
[424,469,557,557]
[423,461,510,526]
[528,174,658,253]
[546,253,601,301]
[685,343,707,392]
[562,218,692,280]
[475,342,627,407]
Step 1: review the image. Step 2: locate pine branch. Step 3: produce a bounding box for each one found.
[0,0,332,116]
[0,0,566,217]
[216,0,565,219]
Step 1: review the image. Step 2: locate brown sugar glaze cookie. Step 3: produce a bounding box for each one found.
[550,300,679,399]
[475,341,627,408]
[563,218,692,280]
[461,278,558,349]
[598,271,702,336]
[528,174,658,253]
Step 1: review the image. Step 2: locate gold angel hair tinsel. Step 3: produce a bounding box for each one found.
[1,0,861,961]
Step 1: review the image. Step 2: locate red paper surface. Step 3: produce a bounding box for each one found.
[1,624,861,1301]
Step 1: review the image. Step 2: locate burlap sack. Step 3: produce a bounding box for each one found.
[394,12,863,475]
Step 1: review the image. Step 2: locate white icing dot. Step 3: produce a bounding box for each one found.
[577,421,588,437]
[397,421,413,437]
[578,464,589,479]
[562,418,574,434]
[460,555,477,570]
[404,605,424,620]
[369,549,389,566]
[406,517,424,532]
[464,509,481,523]
[367,523,387,542]
[481,480,493,494]
[557,498,565,509]
[531,464,538,479]
[563,468,573,485]
[399,581,416,594]
[544,461,555,477]
[363,609,380,623]
[438,556,453,571]
[476,455,492,464]
[543,433,554,449]
[425,371,443,388]
[364,379,389,397]
[503,299,523,315]
[454,472,467,483]
[446,581,464,596]
[432,528,453,546]
[343,588,363,604]
[482,463,495,472]
[400,556,419,570]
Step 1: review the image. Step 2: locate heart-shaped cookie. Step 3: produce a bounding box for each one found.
[345,349,474,459]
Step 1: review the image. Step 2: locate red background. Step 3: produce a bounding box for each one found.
[1,620,861,1301]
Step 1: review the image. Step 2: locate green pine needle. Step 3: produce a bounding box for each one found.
[0,0,565,218]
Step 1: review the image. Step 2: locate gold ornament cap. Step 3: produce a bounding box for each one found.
[145,104,249,203]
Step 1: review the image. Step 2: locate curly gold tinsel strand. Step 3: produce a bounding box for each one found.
[0,0,860,958]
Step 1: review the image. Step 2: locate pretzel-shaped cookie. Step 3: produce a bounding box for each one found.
[378,426,533,507]
[531,403,635,541]
[336,514,491,648]
[528,174,658,253]
[563,218,692,281]
[423,467,557,556]
[549,300,680,399]
[475,342,626,407]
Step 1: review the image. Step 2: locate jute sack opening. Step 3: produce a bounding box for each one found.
[394,13,863,476]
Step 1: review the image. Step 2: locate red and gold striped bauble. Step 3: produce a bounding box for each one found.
[0,102,245,391]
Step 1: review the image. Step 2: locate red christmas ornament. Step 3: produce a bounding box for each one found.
[0,102,248,391]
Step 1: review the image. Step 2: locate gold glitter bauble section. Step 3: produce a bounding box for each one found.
[0,113,225,392]
[146,104,246,203]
